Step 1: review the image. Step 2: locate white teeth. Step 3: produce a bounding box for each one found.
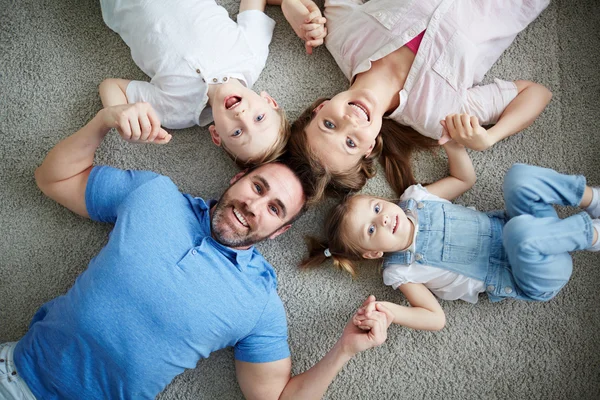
[233,208,248,227]
[349,103,369,121]
[392,216,397,233]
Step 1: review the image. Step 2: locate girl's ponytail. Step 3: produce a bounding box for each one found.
[300,237,360,277]
[379,120,438,196]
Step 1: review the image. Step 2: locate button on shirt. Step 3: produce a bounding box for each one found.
[14,166,289,400]
[323,0,549,139]
[100,0,276,129]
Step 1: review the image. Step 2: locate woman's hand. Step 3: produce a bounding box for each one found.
[441,113,491,151]
[281,0,327,54]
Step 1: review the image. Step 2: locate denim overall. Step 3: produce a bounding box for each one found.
[382,164,595,302]
[382,199,516,302]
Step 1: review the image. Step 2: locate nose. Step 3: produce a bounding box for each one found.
[379,214,389,227]
[235,108,247,119]
[343,114,360,129]
[245,195,266,215]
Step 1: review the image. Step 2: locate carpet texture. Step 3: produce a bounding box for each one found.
[1,0,599,399]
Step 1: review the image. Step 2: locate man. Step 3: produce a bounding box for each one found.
[0,103,393,400]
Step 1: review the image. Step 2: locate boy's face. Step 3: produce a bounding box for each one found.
[346,196,414,259]
[209,84,282,163]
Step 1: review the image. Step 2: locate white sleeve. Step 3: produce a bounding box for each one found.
[400,184,451,203]
[126,80,201,129]
[464,78,519,125]
[237,10,275,59]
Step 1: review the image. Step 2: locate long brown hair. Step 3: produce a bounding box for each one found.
[288,99,437,201]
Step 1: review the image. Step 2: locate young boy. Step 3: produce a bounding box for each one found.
[99,0,326,166]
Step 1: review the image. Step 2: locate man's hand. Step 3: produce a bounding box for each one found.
[341,296,394,355]
[440,113,491,151]
[100,103,172,144]
[281,0,327,54]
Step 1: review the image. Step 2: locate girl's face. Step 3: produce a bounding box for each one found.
[346,196,414,259]
[304,89,383,172]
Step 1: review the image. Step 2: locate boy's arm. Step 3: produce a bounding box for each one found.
[235,296,393,400]
[35,104,170,217]
[424,138,476,201]
[99,78,131,107]
[240,0,268,12]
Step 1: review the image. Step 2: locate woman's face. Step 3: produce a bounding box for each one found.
[304,89,383,172]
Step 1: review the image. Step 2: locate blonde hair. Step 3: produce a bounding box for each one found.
[300,194,382,277]
[223,107,291,169]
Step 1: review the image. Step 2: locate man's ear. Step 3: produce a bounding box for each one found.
[209,125,221,146]
[268,224,291,240]
[260,91,279,110]
[230,169,248,185]
[362,250,384,259]
[313,101,329,115]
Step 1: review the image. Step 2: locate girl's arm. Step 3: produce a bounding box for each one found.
[486,80,552,147]
[423,139,476,201]
[355,283,445,331]
[99,78,131,107]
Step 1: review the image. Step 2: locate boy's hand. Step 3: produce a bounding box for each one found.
[440,113,491,151]
[101,103,171,144]
[281,0,327,54]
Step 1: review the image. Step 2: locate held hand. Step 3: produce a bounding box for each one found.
[281,0,327,55]
[341,296,394,355]
[101,103,172,144]
[441,113,490,151]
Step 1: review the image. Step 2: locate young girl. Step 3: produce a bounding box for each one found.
[301,141,600,331]
[98,0,326,167]
[288,0,553,199]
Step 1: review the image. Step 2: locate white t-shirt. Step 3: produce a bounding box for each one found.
[101,0,276,129]
[382,184,485,303]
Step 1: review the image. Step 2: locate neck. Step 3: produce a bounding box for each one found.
[351,46,416,113]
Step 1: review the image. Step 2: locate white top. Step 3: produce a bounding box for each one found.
[382,184,485,303]
[323,0,548,139]
[100,0,276,129]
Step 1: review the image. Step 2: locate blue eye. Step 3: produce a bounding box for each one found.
[324,120,335,129]
[255,114,265,122]
[374,204,381,213]
[232,129,242,137]
[254,183,262,194]
[346,138,356,148]
[368,225,375,235]
[269,205,279,215]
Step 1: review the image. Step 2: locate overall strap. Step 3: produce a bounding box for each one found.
[382,199,419,268]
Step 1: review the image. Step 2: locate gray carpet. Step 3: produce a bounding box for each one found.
[1,0,599,399]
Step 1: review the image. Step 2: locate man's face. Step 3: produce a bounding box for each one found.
[211,163,305,249]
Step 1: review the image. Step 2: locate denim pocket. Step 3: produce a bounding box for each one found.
[441,204,482,264]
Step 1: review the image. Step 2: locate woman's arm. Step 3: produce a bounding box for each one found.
[354,284,446,331]
[99,78,131,107]
[423,138,476,201]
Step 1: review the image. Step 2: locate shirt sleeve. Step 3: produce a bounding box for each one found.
[126,79,200,129]
[237,10,275,60]
[464,78,518,125]
[382,264,411,290]
[85,166,161,224]
[234,291,290,363]
[401,184,451,203]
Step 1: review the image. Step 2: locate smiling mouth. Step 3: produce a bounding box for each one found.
[349,102,370,122]
[233,207,249,228]
[392,215,398,234]
[225,95,242,110]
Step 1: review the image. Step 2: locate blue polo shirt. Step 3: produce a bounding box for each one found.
[14,166,290,400]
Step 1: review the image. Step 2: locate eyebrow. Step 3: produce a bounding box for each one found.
[255,175,287,219]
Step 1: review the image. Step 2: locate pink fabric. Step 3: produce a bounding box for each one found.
[405,30,425,54]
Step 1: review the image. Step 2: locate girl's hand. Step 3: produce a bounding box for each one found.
[101,103,171,144]
[281,0,327,54]
[441,113,491,151]
[340,296,394,355]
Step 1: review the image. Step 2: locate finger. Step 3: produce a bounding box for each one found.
[147,108,162,142]
[445,115,456,136]
[129,116,141,141]
[453,113,462,130]
[470,115,480,128]
[438,133,452,145]
[139,114,152,141]
[306,38,324,49]
[152,132,172,145]
[305,10,323,23]
[460,114,471,136]
[375,303,395,327]
[302,22,323,32]
[305,42,313,55]
[360,295,376,308]
[117,115,132,141]
[306,29,325,41]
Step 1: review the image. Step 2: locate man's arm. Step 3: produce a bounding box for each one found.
[235,296,393,399]
[35,103,170,217]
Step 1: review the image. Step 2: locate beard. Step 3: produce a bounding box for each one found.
[211,189,280,248]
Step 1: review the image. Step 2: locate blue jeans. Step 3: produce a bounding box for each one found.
[0,342,36,400]
[502,164,594,301]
